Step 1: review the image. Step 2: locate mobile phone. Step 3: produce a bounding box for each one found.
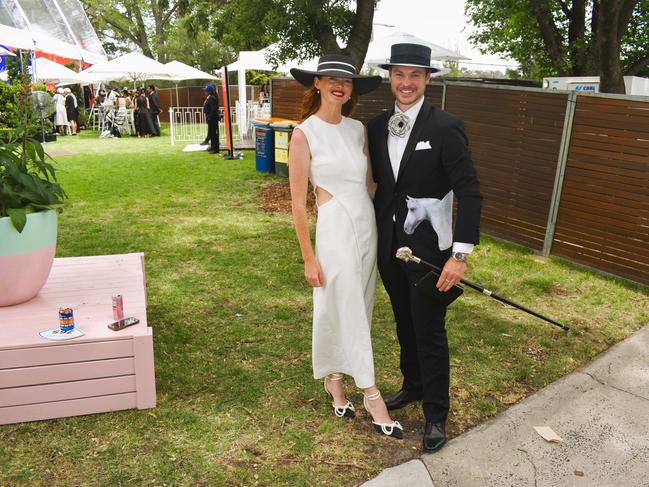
[107,316,140,331]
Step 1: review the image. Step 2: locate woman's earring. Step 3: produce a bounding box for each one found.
[317,90,320,94]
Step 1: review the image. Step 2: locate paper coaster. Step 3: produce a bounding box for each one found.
[39,328,85,341]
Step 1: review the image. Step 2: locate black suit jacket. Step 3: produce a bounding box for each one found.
[203,93,220,121]
[368,100,482,269]
[148,91,161,115]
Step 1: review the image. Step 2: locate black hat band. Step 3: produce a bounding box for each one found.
[388,53,431,67]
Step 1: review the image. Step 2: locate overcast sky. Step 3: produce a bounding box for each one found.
[373,0,519,70]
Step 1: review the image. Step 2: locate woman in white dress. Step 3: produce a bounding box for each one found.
[289,55,402,439]
[52,88,68,135]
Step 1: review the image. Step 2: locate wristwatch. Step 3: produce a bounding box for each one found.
[452,251,468,263]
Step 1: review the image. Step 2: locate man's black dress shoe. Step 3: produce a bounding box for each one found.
[423,421,446,452]
[384,389,423,410]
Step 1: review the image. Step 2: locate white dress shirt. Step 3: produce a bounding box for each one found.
[388,97,474,255]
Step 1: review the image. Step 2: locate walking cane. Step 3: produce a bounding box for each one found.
[396,247,570,331]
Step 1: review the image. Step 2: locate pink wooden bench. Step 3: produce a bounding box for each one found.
[0,253,156,425]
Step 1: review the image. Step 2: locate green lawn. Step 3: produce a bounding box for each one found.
[1,127,647,486]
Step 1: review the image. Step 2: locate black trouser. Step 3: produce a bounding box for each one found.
[207,118,219,151]
[151,113,160,136]
[378,229,450,423]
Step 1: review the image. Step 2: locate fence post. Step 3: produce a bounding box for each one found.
[542,91,577,256]
[169,107,175,145]
[441,80,447,110]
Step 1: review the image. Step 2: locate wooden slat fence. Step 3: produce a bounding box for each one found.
[551,96,649,285]
[271,78,443,124]
[270,78,649,286]
[445,86,568,251]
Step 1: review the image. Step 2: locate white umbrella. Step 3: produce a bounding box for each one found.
[81,52,175,85]
[365,31,470,70]
[165,60,217,81]
[31,57,91,84]
[165,60,218,106]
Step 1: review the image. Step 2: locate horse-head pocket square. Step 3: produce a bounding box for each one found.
[415,140,432,150]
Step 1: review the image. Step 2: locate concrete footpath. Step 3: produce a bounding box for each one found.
[362,325,649,486]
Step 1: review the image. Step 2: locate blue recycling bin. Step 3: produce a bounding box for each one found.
[254,121,275,173]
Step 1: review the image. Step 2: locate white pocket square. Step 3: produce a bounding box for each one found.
[415,140,432,150]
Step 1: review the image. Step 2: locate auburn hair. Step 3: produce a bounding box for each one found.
[300,77,359,121]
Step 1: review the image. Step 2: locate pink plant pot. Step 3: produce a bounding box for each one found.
[0,210,58,307]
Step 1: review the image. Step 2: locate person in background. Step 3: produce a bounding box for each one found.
[52,88,69,135]
[96,88,106,106]
[117,89,131,109]
[134,87,155,137]
[147,84,161,136]
[64,88,78,135]
[106,86,118,107]
[202,84,220,154]
[367,43,482,453]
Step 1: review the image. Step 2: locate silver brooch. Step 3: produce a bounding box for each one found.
[388,112,410,137]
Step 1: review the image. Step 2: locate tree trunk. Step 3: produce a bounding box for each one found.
[343,0,375,71]
[309,0,375,72]
[530,0,570,75]
[567,0,589,75]
[596,0,636,93]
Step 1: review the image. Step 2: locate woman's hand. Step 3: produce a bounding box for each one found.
[304,258,324,287]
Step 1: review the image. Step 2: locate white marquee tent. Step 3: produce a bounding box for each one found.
[227,45,317,131]
[365,31,469,70]
[31,56,91,84]
[0,0,106,63]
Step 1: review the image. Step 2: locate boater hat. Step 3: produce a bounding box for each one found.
[379,43,441,73]
[290,54,381,96]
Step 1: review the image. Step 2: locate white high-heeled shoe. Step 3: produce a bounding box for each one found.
[364,390,403,439]
[324,373,355,418]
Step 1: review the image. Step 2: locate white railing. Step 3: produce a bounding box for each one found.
[169,106,248,145]
[169,104,267,145]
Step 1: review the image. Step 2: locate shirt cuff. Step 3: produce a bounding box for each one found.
[452,242,474,254]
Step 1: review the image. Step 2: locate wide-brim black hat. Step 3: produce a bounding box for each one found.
[378,43,441,72]
[290,54,381,96]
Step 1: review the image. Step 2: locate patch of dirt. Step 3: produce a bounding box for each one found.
[259,179,316,216]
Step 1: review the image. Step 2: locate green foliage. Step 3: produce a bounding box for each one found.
[210,0,377,68]
[623,1,649,76]
[0,76,51,141]
[0,82,22,132]
[465,0,649,79]
[161,23,235,73]
[0,79,66,232]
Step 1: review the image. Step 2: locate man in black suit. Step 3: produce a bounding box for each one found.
[203,84,220,154]
[147,84,161,136]
[367,43,482,452]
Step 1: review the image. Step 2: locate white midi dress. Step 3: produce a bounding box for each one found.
[53,93,68,127]
[297,115,378,389]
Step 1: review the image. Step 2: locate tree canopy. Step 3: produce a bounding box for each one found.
[81,0,377,76]
[465,0,649,93]
[210,0,377,71]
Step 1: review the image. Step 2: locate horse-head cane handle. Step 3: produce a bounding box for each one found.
[396,247,421,264]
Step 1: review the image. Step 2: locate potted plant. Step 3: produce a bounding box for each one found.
[0,74,67,306]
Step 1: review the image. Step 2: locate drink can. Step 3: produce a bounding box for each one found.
[59,307,74,332]
[112,294,124,321]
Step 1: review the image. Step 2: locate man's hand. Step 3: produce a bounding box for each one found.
[436,258,467,292]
